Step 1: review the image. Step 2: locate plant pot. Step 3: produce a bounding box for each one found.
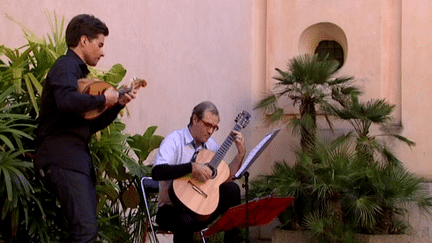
[271,228,316,243]
[357,234,418,243]
[271,228,421,243]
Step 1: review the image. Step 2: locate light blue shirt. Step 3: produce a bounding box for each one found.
[154,126,218,206]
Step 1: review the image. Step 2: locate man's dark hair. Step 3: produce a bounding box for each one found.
[189,101,219,126]
[65,14,109,48]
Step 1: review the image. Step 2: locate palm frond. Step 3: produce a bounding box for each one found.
[254,94,278,111]
[385,134,416,147]
[346,195,382,228]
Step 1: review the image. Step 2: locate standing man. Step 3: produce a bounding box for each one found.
[152,101,246,243]
[34,14,136,242]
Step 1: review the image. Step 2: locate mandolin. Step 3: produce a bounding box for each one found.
[171,110,251,218]
[77,77,147,119]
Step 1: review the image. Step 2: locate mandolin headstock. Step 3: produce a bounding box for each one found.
[131,77,148,90]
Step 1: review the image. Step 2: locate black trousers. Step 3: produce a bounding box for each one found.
[41,165,98,243]
[156,181,241,243]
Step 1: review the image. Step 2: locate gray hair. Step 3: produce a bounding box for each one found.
[189,101,219,125]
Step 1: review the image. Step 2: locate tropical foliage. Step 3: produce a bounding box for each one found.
[252,54,432,242]
[0,11,162,243]
[327,96,415,165]
[255,54,360,151]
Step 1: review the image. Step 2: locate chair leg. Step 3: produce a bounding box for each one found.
[148,224,159,243]
[149,230,159,243]
[200,230,206,243]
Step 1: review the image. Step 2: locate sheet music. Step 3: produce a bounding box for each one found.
[235,129,280,179]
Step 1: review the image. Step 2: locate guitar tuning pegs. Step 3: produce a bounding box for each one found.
[234,110,251,129]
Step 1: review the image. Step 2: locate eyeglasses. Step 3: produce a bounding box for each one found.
[200,119,219,131]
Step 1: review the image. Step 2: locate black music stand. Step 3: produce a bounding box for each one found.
[203,197,294,239]
[229,129,281,242]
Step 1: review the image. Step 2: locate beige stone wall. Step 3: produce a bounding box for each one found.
[398,0,432,180]
[2,0,432,180]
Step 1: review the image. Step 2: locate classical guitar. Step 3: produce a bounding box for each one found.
[77,77,147,119]
[171,110,251,218]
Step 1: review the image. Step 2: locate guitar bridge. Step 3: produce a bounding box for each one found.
[188,181,208,198]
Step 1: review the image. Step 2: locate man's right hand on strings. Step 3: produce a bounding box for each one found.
[104,87,119,107]
[192,162,212,182]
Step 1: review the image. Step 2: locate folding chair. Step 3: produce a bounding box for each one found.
[140,177,207,243]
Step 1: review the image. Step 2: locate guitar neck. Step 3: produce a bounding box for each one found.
[208,124,242,168]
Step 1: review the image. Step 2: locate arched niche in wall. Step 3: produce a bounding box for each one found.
[298,22,348,69]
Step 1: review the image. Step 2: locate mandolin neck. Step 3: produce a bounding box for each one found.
[117,79,147,96]
[118,87,132,96]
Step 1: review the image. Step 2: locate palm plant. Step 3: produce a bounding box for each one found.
[326,95,429,236]
[0,86,44,242]
[1,11,67,118]
[298,138,432,239]
[251,54,431,242]
[0,12,72,242]
[0,87,35,151]
[251,137,432,242]
[251,139,365,228]
[352,163,432,235]
[255,54,359,151]
[299,140,367,243]
[328,96,415,166]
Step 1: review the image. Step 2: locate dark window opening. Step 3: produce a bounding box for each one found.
[315,40,344,70]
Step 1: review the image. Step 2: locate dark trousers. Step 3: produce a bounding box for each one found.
[41,165,98,243]
[156,181,241,243]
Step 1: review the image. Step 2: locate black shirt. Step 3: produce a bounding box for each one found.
[34,49,124,175]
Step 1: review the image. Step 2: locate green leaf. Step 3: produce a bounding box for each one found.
[103,63,127,85]
[143,126,157,139]
[27,72,43,94]
[2,167,13,201]
[0,86,14,102]
[122,157,151,178]
[127,126,163,163]
[23,74,39,114]
[0,134,15,150]
[149,135,164,152]
[11,67,23,93]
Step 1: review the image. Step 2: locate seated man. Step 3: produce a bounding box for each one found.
[152,101,246,243]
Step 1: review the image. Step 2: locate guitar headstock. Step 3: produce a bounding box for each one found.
[131,77,148,89]
[234,110,251,130]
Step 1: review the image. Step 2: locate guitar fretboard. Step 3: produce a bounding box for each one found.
[208,124,242,168]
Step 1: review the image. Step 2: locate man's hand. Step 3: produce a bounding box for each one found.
[104,87,119,107]
[232,130,246,158]
[192,162,212,182]
[118,86,137,106]
[226,130,246,181]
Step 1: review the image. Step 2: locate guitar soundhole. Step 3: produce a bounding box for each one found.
[206,163,217,179]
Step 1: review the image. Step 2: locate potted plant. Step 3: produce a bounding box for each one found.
[252,54,432,243]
